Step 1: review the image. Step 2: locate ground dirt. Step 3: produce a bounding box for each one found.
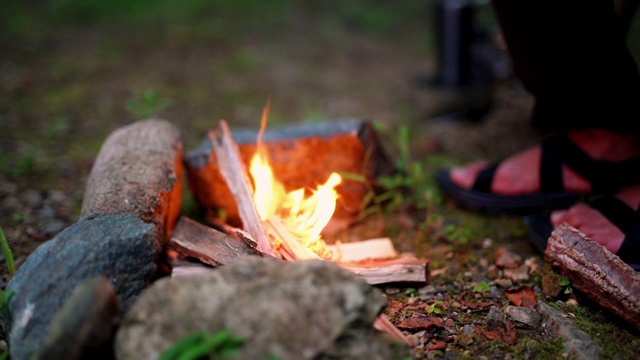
[1,1,640,358]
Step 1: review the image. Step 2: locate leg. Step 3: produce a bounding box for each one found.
[491,0,640,132]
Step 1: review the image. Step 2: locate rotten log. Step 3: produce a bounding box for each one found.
[168,216,262,267]
[208,121,275,255]
[545,224,640,330]
[185,119,395,230]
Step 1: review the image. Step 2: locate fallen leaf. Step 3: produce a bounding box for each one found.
[397,316,444,331]
[476,319,517,346]
[505,286,537,308]
[425,340,447,350]
[500,317,517,345]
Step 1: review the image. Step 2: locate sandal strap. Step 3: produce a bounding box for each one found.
[472,163,499,192]
[542,134,640,193]
[471,134,640,195]
[589,196,640,264]
[617,203,640,264]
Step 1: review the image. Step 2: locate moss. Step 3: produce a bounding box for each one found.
[570,306,640,359]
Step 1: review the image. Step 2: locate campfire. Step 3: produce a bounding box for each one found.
[248,105,340,260]
[171,104,428,283]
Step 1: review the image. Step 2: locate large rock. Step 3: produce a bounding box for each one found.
[2,213,160,360]
[115,257,409,359]
[34,276,122,360]
[81,119,183,242]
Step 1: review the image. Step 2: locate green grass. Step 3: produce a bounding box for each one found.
[0,226,16,277]
[160,330,245,360]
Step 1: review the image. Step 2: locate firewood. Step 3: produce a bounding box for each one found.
[374,314,412,346]
[327,238,398,262]
[340,263,428,285]
[545,224,640,330]
[208,121,275,256]
[168,216,262,267]
[263,217,327,261]
[185,119,395,229]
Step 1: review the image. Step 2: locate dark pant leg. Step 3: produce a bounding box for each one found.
[491,0,640,132]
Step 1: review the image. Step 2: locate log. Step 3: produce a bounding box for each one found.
[81,119,183,243]
[167,216,428,285]
[185,119,395,230]
[208,121,275,255]
[168,216,262,267]
[545,224,640,330]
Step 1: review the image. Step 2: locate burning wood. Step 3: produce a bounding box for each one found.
[168,216,262,266]
[184,115,421,347]
[207,121,275,256]
[185,118,395,231]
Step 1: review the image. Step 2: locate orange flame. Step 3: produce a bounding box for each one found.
[250,102,341,258]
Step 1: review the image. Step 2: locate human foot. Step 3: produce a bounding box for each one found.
[450,129,640,195]
[550,184,640,253]
[436,129,640,215]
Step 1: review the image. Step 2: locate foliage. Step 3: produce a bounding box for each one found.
[364,123,441,216]
[126,89,173,119]
[427,300,443,315]
[160,330,244,360]
[0,290,14,315]
[441,223,473,247]
[559,277,573,295]
[472,281,490,293]
[0,227,15,277]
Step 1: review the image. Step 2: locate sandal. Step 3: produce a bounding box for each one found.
[435,134,640,215]
[525,195,640,271]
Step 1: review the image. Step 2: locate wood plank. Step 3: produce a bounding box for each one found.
[168,216,261,267]
[327,238,398,262]
[208,121,275,256]
[341,263,428,285]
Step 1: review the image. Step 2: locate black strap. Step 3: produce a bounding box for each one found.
[471,133,640,195]
[539,135,565,192]
[617,204,640,264]
[472,163,499,192]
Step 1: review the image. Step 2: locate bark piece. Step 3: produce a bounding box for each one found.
[81,119,183,243]
[545,224,640,330]
[168,216,262,267]
[208,121,274,255]
[185,119,394,229]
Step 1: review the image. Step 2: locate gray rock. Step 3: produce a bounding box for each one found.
[34,276,122,360]
[116,257,410,360]
[2,213,160,360]
[504,305,541,328]
[538,302,603,360]
[81,119,183,241]
[486,306,506,330]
